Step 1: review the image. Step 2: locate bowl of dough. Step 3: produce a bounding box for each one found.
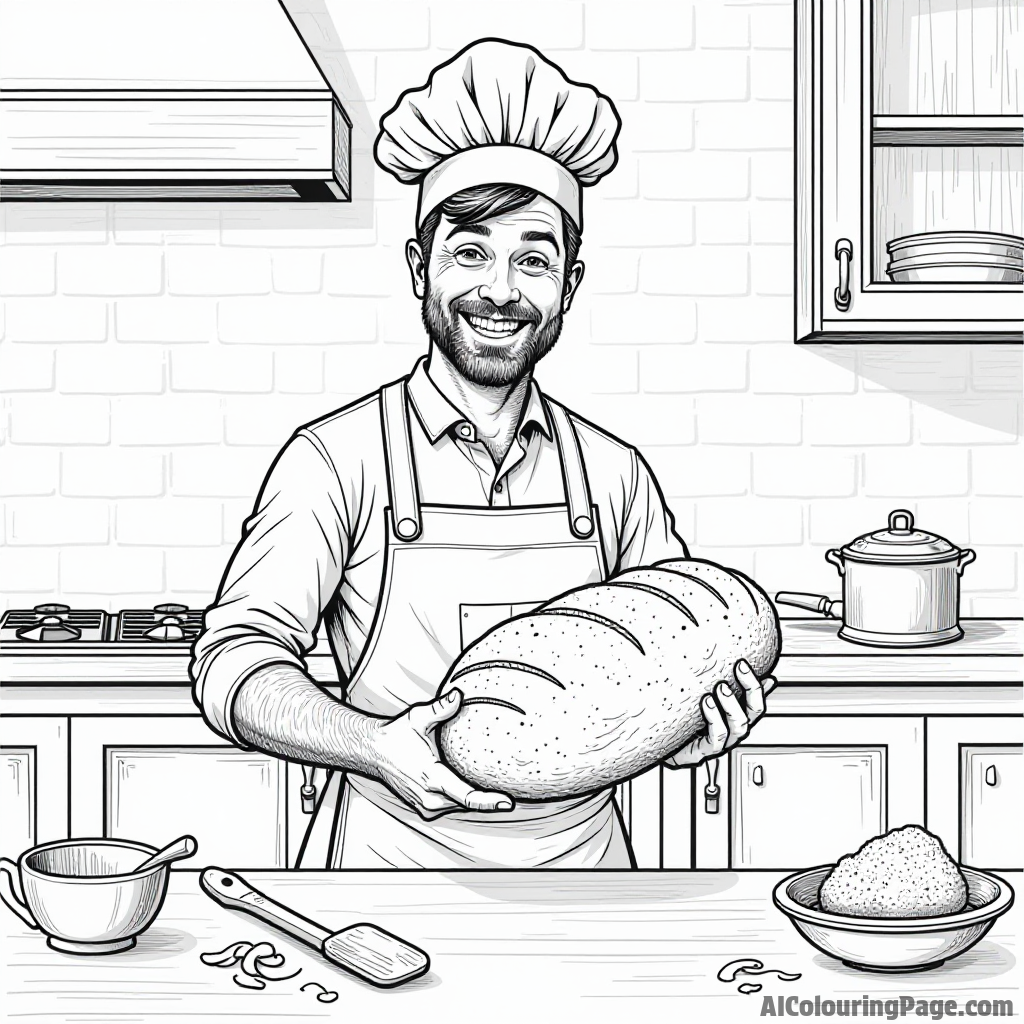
[773,826,1014,973]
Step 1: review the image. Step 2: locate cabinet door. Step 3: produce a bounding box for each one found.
[800,0,1022,338]
[927,717,1022,869]
[70,717,302,869]
[961,745,1021,870]
[732,746,885,868]
[693,716,925,869]
[0,717,69,859]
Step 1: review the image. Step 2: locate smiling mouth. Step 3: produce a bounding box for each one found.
[460,312,532,340]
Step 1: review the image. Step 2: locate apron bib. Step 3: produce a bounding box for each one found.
[297,378,634,869]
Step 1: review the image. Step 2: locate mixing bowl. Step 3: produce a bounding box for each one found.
[773,865,1014,973]
[0,839,171,954]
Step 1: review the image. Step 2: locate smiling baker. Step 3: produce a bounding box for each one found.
[191,40,774,869]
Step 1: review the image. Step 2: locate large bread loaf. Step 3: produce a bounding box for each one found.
[437,559,780,801]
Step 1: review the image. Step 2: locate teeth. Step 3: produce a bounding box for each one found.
[466,313,522,336]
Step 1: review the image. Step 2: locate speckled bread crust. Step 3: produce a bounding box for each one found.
[437,559,781,801]
[819,826,969,918]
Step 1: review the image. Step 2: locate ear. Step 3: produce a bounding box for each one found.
[561,261,585,313]
[406,239,427,300]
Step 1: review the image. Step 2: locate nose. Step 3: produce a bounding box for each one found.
[477,269,521,308]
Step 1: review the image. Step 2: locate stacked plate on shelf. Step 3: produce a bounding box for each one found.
[886,231,1023,284]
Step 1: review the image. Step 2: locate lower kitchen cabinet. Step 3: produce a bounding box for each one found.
[0,716,69,861]
[69,717,311,869]
[927,717,1022,871]
[693,716,925,869]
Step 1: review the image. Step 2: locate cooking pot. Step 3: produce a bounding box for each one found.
[826,509,975,647]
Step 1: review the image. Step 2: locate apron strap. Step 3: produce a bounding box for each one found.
[546,398,595,539]
[380,380,421,542]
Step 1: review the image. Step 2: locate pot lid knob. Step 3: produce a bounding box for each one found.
[888,509,914,534]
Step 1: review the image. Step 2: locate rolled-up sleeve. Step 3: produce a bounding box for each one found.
[190,430,349,744]
[616,448,689,571]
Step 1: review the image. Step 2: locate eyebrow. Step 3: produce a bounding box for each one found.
[521,229,560,254]
[444,223,491,241]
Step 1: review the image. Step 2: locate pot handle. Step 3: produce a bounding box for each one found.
[825,549,845,576]
[0,858,38,929]
[956,549,976,576]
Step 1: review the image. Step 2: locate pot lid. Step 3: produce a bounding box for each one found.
[841,510,961,564]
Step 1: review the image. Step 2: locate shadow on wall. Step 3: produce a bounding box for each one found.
[805,343,1022,436]
[0,0,375,240]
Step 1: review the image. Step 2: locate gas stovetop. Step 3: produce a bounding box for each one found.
[0,603,206,646]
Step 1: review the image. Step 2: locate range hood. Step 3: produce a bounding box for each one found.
[0,0,350,201]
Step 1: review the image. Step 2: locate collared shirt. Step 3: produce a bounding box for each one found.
[191,358,688,743]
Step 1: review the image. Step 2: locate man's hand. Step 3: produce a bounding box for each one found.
[366,688,515,820]
[663,659,776,769]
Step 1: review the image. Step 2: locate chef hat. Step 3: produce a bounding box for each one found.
[375,39,620,230]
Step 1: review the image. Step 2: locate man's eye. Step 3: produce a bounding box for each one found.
[520,255,550,271]
[455,247,487,265]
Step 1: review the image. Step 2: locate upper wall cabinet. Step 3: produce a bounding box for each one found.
[796,0,1023,341]
[0,0,350,202]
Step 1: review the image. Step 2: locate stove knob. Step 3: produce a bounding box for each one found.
[153,603,189,617]
[33,603,70,616]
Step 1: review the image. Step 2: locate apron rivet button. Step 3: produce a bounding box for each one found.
[573,515,593,536]
[396,517,419,539]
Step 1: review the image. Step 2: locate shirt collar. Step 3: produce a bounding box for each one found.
[406,357,552,445]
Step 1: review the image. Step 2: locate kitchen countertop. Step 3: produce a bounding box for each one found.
[1,870,1018,1023]
[2,618,1021,685]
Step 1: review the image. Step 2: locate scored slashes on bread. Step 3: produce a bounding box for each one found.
[437,559,781,801]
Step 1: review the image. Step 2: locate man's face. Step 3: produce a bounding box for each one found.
[407,196,584,387]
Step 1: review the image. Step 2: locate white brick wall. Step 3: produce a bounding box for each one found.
[0,0,1020,618]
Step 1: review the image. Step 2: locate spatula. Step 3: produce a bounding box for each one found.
[199,867,430,988]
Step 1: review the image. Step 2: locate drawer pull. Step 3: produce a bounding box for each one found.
[704,759,721,814]
[985,765,998,787]
[834,239,852,312]
[752,764,764,787]
[300,765,317,814]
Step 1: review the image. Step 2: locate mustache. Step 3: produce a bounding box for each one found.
[451,298,541,324]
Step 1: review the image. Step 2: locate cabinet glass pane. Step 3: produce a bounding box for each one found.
[874,0,1022,116]
[872,145,1023,280]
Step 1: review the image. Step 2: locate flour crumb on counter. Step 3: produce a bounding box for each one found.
[199,941,301,988]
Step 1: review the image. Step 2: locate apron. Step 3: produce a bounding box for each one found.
[296,378,634,869]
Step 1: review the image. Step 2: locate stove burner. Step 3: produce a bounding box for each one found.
[144,615,189,642]
[15,615,83,642]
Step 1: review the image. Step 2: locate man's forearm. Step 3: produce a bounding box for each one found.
[232,663,383,776]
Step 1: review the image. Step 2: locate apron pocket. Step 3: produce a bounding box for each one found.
[459,601,544,650]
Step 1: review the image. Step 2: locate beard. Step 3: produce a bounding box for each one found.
[422,291,563,387]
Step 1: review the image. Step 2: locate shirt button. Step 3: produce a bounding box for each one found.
[495,481,503,493]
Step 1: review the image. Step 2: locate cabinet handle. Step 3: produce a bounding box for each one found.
[300,765,317,814]
[834,239,852,312]
[752,764,764,787]
[704,758,721,814]
[985,765,998,787]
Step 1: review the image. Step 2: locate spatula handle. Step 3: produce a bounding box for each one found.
[200,867,329,948]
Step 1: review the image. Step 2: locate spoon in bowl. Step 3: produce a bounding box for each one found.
[135,835,198,873]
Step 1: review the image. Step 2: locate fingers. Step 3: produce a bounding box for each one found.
[714,680,750,746]
[434,769,514,814]
[411,688,463,731]
[701,692,729,751]
[733,659,764,721]
[415,768,514,820]
[733,659,776,723]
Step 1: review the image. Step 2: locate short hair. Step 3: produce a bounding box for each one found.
[418,184,582,277]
